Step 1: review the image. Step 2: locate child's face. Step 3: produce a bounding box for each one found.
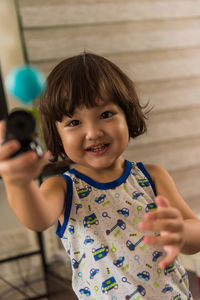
[56,100,129,171]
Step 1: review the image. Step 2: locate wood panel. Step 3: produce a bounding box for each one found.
[111,47,200,82]
[138,76,200,112]
[125,135,200,172]
[23,18,200,61]
[136,107,200,146]
[18,0,200,28]
[171,166,200,203]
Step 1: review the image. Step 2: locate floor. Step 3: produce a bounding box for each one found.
[46,272,77,300]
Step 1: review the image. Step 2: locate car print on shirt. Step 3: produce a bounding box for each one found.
[132,191,144,199]
[101,276,118,294]
[90,268,99,279]
[137,178,150,187]
[152,250,163,262]
[145,202,157,213]
[83,213,99,228]
[95,194,106,204]
[137,271,150,281]
[79,287,91,297]
[113,256,125,267]
[117,207,129,218]
[92,245,109,261]
[77,186,92,198]
[84,235,94,245]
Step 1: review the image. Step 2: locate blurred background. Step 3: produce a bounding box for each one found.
[0,0,200,299]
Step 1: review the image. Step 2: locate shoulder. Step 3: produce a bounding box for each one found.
[144,163,177,191]
[40,176,68,223]
[40,175,67,193]
[40,175,68,205]
[145,164,171,182]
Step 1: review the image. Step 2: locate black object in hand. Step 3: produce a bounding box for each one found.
[3,109,43,157]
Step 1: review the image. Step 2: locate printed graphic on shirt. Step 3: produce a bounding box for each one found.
[58,161,192,300]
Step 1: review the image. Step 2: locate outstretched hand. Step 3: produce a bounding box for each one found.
[139,196,186,269]
[0,120,50,185]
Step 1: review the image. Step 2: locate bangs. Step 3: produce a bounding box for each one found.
[44,54,115,122]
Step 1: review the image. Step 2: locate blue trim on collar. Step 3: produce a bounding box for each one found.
[136,162,157,196]
[56,174,73,238]
[68,160,132,190]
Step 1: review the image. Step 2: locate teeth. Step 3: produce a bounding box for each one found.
[89,145,106,151]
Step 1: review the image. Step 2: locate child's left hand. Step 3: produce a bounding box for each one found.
[139,195,186,269]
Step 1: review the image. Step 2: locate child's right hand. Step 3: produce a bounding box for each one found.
[0,120,50,186]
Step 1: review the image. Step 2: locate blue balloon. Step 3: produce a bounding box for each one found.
[5,65,46,103]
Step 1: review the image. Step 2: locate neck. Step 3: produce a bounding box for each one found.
[75,157,126,183]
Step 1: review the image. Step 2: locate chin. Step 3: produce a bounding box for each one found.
[89,157,121,170]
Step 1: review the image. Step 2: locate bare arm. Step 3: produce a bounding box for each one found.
[5,176,66,231]
[0,121,66,231]
[140,164,200,268]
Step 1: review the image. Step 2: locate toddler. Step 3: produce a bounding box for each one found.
[1,52,200,299]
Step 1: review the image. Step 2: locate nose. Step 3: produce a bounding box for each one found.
[85,124,104,141]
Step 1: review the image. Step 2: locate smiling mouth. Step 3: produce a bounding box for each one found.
[86,144,109,152]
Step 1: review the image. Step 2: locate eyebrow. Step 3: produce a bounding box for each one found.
[61,102,115,121]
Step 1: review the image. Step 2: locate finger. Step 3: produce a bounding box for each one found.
[0,151,38,173]
[140,219,183,233]
[0,152,50,178]
[144,207,180,221]
[33,151,51,171]
[155,195,170,209]
[20,151,50,178]
[159,246,179,269]
[0,140,21,160]
[21,150,51,171]
[0,121,6,144]
[143,233,182,247]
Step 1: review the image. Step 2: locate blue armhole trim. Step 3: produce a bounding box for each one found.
[56,174,73,238]
[136,162,157,196]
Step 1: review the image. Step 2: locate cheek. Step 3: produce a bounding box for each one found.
[123,129,129,146]
[61,133,82,156]
[118,121,129,141]
[62,135,73,150]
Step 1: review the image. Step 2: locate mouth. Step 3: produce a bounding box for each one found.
[86,143,109,153]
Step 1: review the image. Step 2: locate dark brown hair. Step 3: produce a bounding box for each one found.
[38,52,149,162]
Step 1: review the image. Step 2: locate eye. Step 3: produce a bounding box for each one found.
[100,111,113,119]
[67,120,80,127]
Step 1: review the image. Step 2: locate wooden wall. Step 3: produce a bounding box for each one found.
[17,0,200,213]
